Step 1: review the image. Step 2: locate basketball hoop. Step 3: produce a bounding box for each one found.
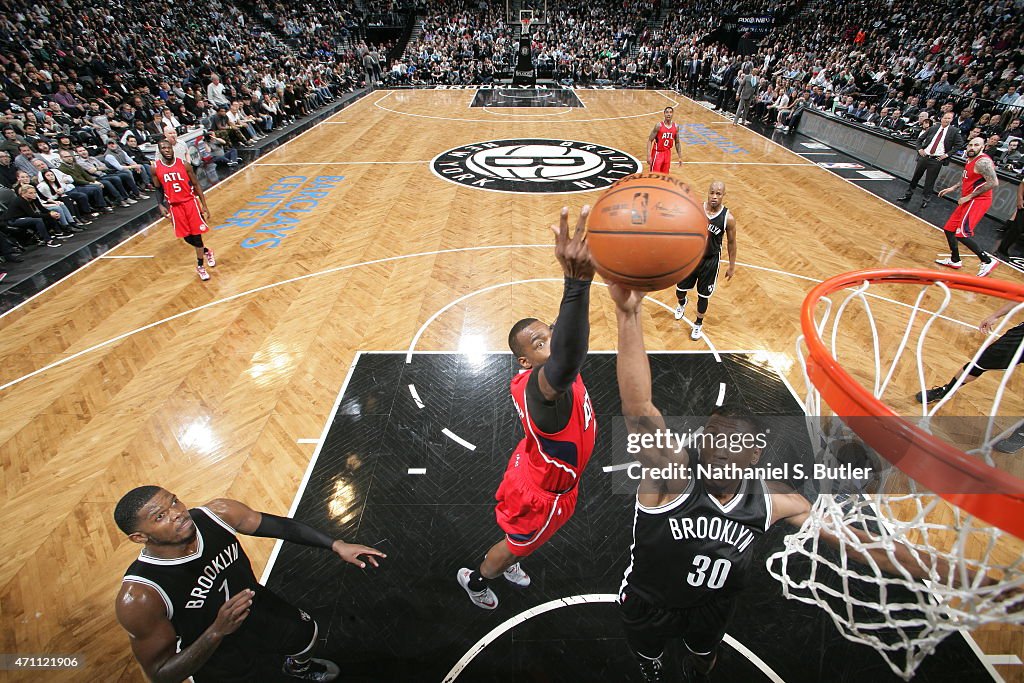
[767,268,1024,680]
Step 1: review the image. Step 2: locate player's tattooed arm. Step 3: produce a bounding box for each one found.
[964,156,999,202]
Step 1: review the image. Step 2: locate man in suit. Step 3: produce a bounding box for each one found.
[879,107,900,130]
[899,111,965,208]
[734,67,760,125]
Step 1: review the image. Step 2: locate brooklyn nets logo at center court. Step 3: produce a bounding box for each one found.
[431,139,642,194]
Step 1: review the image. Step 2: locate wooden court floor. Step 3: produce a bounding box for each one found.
[0,90,1021,681]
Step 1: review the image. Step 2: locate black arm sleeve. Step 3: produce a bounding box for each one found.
[539,277,592,394]
[527,277,591,433]
[251,513,335,549]
[526,362,574,434]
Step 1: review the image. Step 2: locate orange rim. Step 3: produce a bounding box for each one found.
[802,269,1024,539]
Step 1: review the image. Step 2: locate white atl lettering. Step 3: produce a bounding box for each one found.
[184,543,241,609]
[162,172,186,183]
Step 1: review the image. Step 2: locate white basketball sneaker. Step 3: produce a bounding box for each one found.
[503,562,531,587]
[457,568,498,610]
[674,304,685,320]
[690,323,703,341]
[978,259,998,277]
[934,257,963,269]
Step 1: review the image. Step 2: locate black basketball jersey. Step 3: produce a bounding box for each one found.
[703,205,729,259]
[619,477,771,608]
[123,508,260,649]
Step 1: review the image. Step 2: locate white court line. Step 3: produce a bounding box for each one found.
[482,107,572,117]
[408,384,424,408]
[797,152,838,156]
[442,593,787,683]
[253,160,430,166]
[0,91,375,321]
[983,654,1022,666]
[405,278,721,364]
[374,90,685,124]
[442,428,476,451]
[260,352,363,584]
[407,467,427,475]
[0,244,548,393]
[716,382,727,406]
[602,461,638,473]
[98,255,155,259]
[3,245,977,394]
[296,438,319,444]
[849,177,892,181]
[676,161,813,166]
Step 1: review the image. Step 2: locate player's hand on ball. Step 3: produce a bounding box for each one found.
[212,589,254,637]
[552,205,595,281]
[332,540,387,569]
[608,281,644,314]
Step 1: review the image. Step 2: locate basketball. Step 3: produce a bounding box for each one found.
[586,173,708,291]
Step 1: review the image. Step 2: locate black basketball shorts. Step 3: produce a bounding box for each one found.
[619,587,735,659]
[676,254,720,298]
[192,586,318,682]
[968,322,1024,376]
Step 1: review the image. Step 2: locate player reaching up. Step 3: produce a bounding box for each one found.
[457,206,597,609]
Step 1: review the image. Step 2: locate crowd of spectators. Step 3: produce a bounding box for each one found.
[385,0,1021,174]
[0,0,388,269]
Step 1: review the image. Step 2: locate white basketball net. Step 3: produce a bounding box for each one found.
[767,276,1024,680]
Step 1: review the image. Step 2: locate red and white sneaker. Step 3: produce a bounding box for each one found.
[978,259,998,277]
[934,257,963,269]
[205,249,216,267]
[503,562,531,587]
[457,568,498,610]
[196,265,210,281]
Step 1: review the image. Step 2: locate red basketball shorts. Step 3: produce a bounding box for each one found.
[650,150,672,174]
[494,449,578,557]
[169,199,209,238]
[942,197,991,239]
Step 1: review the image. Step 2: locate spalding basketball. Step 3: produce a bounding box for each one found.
[587,173,708,291]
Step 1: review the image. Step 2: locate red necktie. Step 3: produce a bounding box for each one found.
[928,127,945,154]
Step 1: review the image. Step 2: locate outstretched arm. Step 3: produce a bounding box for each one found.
[536,206,594,401]
[205,498,386,569]
[609,283,690,476]
[770,485,983,588]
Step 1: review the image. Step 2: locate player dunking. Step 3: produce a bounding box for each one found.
[114,486,384,682]
[934,136,999,277]
[648,107,682,174]
[153,139,217,282]
[608,283,986,683]
[673,181,737,340]
[457,206,597,609]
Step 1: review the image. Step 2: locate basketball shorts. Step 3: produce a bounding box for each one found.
[192,586,317,682]
[676,254,720,298]
[942,197,991,238]
[967,323,1024,376]
[619,587,735,659]
[169,198,209,239]
[495,449,578,557]
[650,150,672,174]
